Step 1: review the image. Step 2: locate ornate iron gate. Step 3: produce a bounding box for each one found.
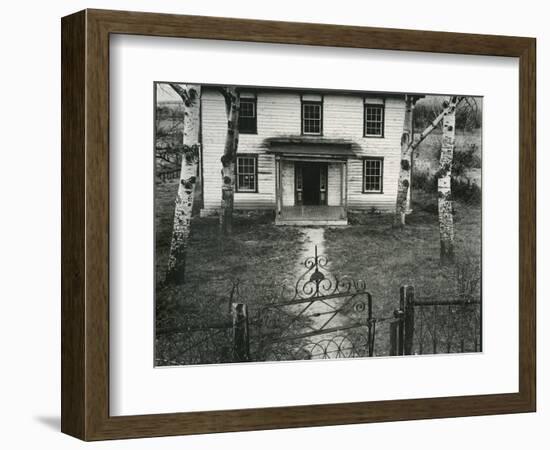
[156,248,481,365]
[239,246,376,361]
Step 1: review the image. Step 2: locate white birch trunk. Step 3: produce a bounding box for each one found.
[438,98,457,265]
[165,84,201,284]
[219,87,240,236]
[394,96,462,227]
[394,96,414,227]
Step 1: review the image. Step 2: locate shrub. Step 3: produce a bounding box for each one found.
[412,170,437,193]
[412,170,481,206]
[452,144,481,177]
[451,179,481,205]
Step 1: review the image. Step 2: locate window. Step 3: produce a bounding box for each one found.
[302,101,322,135]
[363,158,383,193]
[236,155,258,192]
[238,98,257,134]
[364,103,385,137]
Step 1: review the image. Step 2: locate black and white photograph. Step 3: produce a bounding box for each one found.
[0,0,543,444]
[154,82,482,366]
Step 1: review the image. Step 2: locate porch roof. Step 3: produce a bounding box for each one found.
[264,136,357,159]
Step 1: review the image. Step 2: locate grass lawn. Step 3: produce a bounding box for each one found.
[155,180,306,361]
[155,180,303,289]
[328,194,480,308]
[326,191,481,353]
[155,180,481,362]
[155,179,306,364]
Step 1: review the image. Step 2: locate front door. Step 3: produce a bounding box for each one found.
[295,163,327,206]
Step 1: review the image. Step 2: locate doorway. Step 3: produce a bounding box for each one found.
[295,162,327,206]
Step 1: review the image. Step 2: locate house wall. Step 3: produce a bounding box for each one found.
[323,95,405,211]
[200,88,406,213]
[281,161,295,207]
[327,163,343,206]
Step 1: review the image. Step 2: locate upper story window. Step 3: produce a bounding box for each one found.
[364,99,385,137]
[302,98,323,135]
[238,97,257,134]
[236,155,258,193]
[363,157,383,193]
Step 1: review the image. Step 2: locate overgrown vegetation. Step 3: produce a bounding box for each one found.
[156,181,481,362]
[411,127,482,205]
[155,103,185,172]
[413,96,482,131]
[326,192,481,355]
[412,171,481,205]
[155,179,306,365]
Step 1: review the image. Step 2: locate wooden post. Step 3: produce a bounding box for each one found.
[389,321,398,356]
[343,162,348,212]
[279,159,284,211]
[232,303,249,362]
[398,287,405,356]
[432,305,438,354]
[403,285,415,355]
[275,157,281,216]
[366,293,374,356]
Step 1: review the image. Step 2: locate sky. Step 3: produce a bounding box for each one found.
[156,83,183,103]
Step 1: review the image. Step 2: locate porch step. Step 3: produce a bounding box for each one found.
[275,218,348,226]
[276,205,347,226]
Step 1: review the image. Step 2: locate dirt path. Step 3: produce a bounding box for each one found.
[289,227,351,358]
[296,227,328,272]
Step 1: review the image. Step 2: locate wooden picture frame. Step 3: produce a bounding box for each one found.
[61,9,536,441]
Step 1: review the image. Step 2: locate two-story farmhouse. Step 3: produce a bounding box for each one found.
[200,86,409,225]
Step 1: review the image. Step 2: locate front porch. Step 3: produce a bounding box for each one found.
[276,206,348,226]
[266,136,355,226]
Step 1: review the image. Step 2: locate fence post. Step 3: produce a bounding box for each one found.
[403,285,415,355]
[232,303,249,362]
[389,321,398,356]
[398,287,405,355]
[367,293,375,357]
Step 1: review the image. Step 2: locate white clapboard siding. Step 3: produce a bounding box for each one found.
[324,95,403,211]
[327,163,342,206]
[281,161,295,207]
[200,88,405,213]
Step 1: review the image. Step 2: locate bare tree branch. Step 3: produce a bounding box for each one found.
[412,96,464,151]
[169,83,191,105]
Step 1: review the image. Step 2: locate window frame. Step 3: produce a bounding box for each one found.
[363,100,385,138]
[238,97,258,135]
[235,154,259,193]
[362,157,384,194]
[301,97,323,136]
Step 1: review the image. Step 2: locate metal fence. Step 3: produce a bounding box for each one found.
[155,252,481,365]
[389,285,481,356]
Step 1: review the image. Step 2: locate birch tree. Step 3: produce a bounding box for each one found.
[437,96,459,265]
[218,87,240,235]
[394,96,462,226]
[394,95,414,227]
[165,83,201,284]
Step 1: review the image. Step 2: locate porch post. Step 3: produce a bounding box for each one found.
[275,156,282,215]
[342,161,348,211]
